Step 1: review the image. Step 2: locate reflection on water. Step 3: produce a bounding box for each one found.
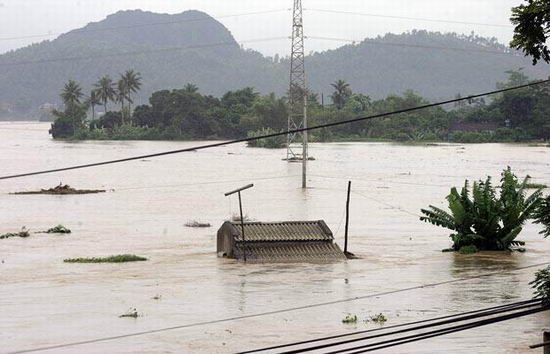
[0,123,549,353]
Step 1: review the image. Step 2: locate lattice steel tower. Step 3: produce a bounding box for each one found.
[286,0,308,189]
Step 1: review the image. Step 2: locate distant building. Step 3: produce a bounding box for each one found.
[217,220,346,263]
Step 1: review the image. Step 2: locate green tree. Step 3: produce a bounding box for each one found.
[60,80,83,107]
[85,90,101,121]
[121,69,142,113]
[183,83,199,94]
[94,75,116,114]
[331,80,352,109]
[510,0,550,64]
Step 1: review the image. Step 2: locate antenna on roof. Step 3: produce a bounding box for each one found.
[225,184,254,262]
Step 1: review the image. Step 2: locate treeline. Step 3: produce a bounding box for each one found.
[50,69,550,143]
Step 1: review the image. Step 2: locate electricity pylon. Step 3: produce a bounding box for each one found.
[286,0,308,189]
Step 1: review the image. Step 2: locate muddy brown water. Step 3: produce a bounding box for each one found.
[1,122,549,353]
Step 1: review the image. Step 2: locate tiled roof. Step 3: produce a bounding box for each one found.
[229,221,333,242]
[234,241,346,263]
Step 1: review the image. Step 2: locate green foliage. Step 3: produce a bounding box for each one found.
[342,314,358,324]
[534,195,550,238]
[458,245,479,254]
[50,103,87,138]
[530,266,550,303]
[369,313,388,324]
[510,0,550,64]
[331,80,352,109]
[247,128,286,149]
[421,167,544,251]
[64,255,147,263]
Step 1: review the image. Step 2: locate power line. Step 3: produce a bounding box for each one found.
[325,306,549,353]
[1,79,547,181]
[0,9,290,42]
[8,262,550,354]
[307,36,519,56]
[0,36,289,67]
[115,175,299,192]
[239,299,541,354]
[306,8,513,28]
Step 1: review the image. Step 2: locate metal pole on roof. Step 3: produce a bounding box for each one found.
[238,191,246,262]
[344,181,351,254]
[225,184,254,263]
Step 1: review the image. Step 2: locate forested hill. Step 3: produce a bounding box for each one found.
[1,9,549,117]
[0,9,285,116]
[305,31,550,101]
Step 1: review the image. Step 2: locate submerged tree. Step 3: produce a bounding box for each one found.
[420,167,544,252]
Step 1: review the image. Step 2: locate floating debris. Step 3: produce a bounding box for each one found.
[0,227,30,240]
[185,220,212,228]
[64,255,147,263]
[12,183,106,195]
[119,308,139,318]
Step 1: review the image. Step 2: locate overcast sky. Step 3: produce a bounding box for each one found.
[0,0,520,56]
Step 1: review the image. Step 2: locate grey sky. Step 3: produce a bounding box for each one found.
[0,0,520,57]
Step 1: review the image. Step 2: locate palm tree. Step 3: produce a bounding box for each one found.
[330,79,352,109]
[121,70,142,113]
[60,80,83,107]
[94,75,116,114]
[184,83,199,94]
[85,90,101,120]
[116,78,129,123]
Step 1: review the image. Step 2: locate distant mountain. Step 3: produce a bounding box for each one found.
[0,9,549,119]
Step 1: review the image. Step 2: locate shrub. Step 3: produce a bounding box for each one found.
[247,128,286,149]
[421,167,543,251]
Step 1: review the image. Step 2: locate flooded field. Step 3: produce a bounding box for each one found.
[1,122,549,353]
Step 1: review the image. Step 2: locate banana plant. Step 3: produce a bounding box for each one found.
[421,167,544,252]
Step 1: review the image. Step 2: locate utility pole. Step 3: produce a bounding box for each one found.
[286,0,308,189]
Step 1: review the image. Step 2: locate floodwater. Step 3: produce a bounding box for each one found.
[1,122,549,354]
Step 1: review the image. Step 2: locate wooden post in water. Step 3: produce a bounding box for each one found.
[545,331,550,354]
[344,181,351,255]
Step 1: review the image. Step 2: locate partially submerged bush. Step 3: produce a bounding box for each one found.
[64,254,147,263]
[369,313,388,324]
[531,266,550,304]
[421,167,543,251]
[534,195,550,238]
[247,128,286,149]
[46,225,71,234]
[342,314,358,324]
[458,245,479,254]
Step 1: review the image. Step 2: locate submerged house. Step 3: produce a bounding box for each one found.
[217,220,346,262]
